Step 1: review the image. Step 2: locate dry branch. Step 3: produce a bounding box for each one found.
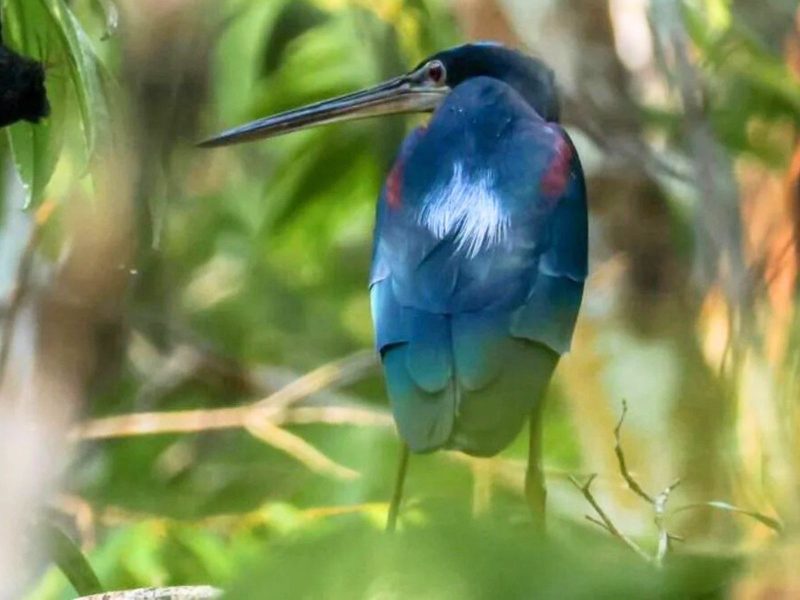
[70,350,383,481]
[251,349,377,412]
[613,400,654,504]
[571,401,683,566]
[245,419,359,480]
[569,474,653,563]
[614,400,682,566]
[77,586,222,600]
[574,401,779,566]
[72,405,391,440]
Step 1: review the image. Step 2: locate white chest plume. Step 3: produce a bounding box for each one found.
[417,163,510,258]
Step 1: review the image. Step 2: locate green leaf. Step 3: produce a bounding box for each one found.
[40,521,104,596]
[5,114,58,209]
[2,0,109,207]
[45,0,110,154]
[2,0,63,207]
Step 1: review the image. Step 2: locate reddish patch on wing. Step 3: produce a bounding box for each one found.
[540,133,573,198]
[386,159,404,210]
[386,125,427,210]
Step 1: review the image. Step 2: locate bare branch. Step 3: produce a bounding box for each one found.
[572,402,685,567]
[72,406,245,439]
[70,350,381,482]
[569,475,653,564]
[77,586,222,600]
[585,515,614,534]
[251,350,378,415]
[244,419,359,481]
[55,494,386,532]
[283,405,393,428]
[613,400,654,504]
[653,479,682,567]
[71,405,391,441]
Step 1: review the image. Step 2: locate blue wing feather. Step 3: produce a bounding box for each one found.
[451,311,511,390]
[405,311,452,393]
[510,272,584,354]
[449,340,557,456]
[383,345,454,452]
[512,137,587,353]
[371,77,587,456]
[538,133,588,282]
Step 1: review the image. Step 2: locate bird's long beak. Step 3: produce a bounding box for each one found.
[198,74,448,148]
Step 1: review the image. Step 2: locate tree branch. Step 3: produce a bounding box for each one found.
[70,350,383,481]
[653,479,682,566]
[244,419,359,481]
[613,400,654,504]
[572,401,684,566]
[77,586,221,600]
[569,474,653,564]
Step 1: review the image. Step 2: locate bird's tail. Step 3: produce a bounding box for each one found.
[381,311,558,457]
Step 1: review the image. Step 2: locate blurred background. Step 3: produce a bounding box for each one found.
[1,0,799,597]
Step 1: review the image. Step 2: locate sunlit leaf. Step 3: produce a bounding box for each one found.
[2,0,64,206]
[2,0,109,207]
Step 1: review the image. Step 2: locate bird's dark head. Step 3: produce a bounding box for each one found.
[420,43,559,122]
[200,42,558,147]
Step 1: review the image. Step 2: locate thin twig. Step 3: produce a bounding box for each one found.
[585,514,614,534]
[244,419,359,481]
[572,402,685,567]
[70,351,381,481]
[613,402,682,565]
[653,479,682,567]
[72,404,392,440]
[613,400,654,503]
[77,586,222,600]
[283,405,392,428]
[72,406,247,439]
[251,350,378,415]
[55,494,386,532]
[569,474,653,564]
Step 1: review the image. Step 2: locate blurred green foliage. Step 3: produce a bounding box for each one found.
[1,0,797,598]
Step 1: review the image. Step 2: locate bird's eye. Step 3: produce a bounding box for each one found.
[426,61,446,85]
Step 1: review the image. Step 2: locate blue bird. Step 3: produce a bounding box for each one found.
[200,42,587,529]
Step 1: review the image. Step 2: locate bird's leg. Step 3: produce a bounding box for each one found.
[385,442,410,533]
[471,458,493,517]
[525,408,547,528]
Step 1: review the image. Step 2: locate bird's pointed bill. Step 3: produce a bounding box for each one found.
[199,75,448,148]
